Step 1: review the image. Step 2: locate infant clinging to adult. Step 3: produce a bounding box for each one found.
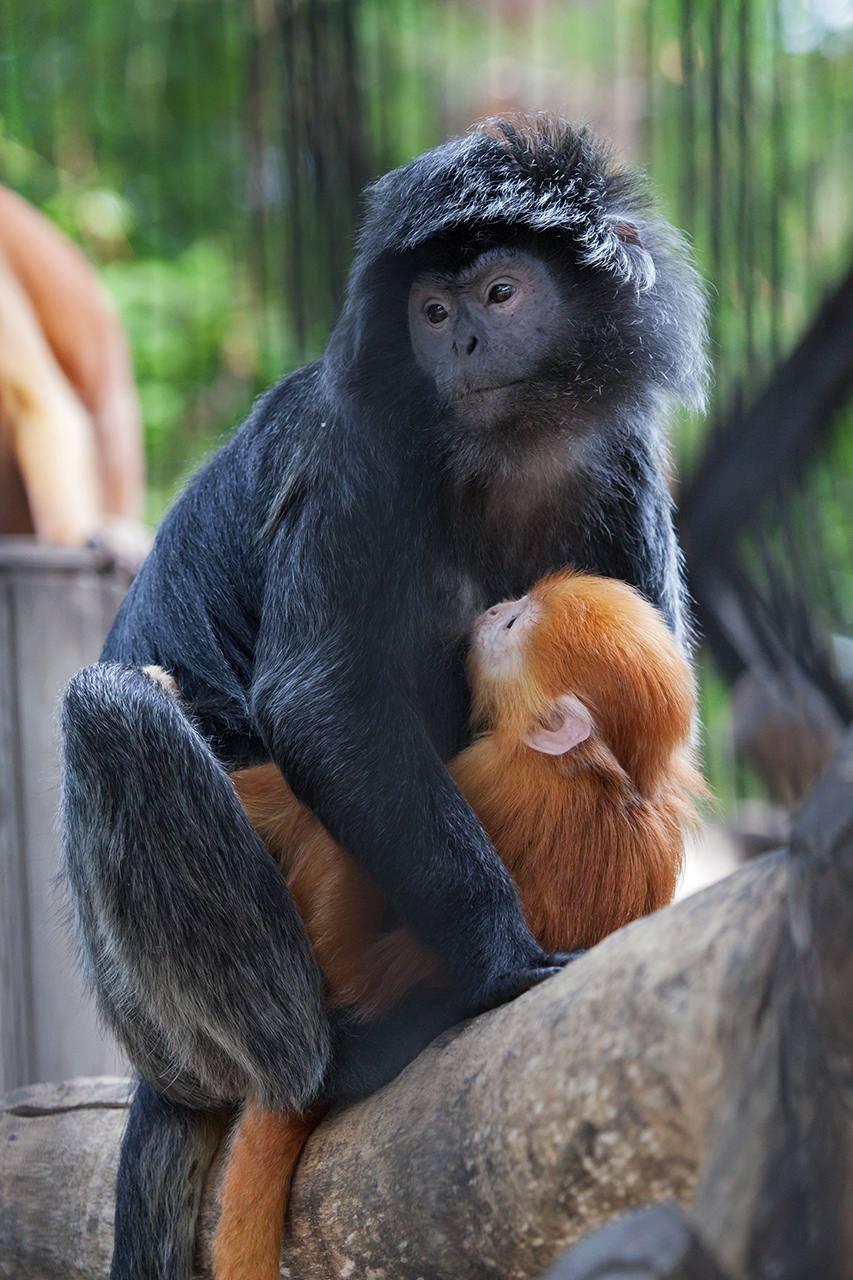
[212,567,703,1280]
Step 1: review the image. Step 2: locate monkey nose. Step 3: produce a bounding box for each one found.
[466,334,478,355]
[487,595,527,623]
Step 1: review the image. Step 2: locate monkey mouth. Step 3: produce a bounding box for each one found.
[454,379,524,400]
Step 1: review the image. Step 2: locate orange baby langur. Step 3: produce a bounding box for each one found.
[212,569,704,1280]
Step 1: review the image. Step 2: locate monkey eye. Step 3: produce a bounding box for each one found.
[425,301,449,325]
[487,281,515,304]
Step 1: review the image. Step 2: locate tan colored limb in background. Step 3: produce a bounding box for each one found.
[0,185,145,524]
[0,253,102,545]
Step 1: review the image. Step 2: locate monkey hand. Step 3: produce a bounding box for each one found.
[87,517,153,575]
[475,951,584,1012]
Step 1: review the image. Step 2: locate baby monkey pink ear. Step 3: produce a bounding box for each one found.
[524,694,594,756]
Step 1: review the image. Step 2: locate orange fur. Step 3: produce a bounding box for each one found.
[232,764,441,1017]
[450,737,688,952]
[213,1102,319,1280]
[214,570,704,1279]
[0,186,146,551]
[461,570,703,948]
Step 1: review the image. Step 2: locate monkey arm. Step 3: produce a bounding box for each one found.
[251,526,553,1011]
[252,649,547,1008]
[0,186,145,526]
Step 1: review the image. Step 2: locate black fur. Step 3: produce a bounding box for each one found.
[111,1080,226,1280]
[60,115,707,1277]
[325,992,469,1103]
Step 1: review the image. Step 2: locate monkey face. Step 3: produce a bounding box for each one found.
[468,570,696,774]
[407,248,566,429]
[468,585,596,757]
[470,593,540,677]
[467,588,554,740]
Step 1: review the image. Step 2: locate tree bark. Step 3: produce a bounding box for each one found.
[2,734,851,1280]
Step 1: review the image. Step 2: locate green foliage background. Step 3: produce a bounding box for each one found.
[1,0,850,810]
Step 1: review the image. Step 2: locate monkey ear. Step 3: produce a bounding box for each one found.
[608,216,656,292]
[611,218,643,247]
[524,695,593,756]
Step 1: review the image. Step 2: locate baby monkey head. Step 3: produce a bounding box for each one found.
[468,570,696,794]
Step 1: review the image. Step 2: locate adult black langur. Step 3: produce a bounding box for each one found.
[60,114,707,1279]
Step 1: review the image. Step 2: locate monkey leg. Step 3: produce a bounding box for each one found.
[60,662,331,1112]
[344,925,444,1018]
[212,1102,321,1280]
[286,833,440,1017]
[231,763,388,976]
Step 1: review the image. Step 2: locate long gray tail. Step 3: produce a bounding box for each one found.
[111,1079,226,1280]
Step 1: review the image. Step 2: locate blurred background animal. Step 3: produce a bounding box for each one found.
[213,567,703,1280]
[0,185,150,567]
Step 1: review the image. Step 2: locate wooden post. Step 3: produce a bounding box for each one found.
[0,538,131,1091]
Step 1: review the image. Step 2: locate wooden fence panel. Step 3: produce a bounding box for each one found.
[0,539,131,1091]
[0,588,30,1089]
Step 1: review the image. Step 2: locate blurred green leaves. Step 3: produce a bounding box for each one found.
[1,0,849,811]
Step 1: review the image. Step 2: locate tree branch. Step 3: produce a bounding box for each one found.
[2,734,851,1279]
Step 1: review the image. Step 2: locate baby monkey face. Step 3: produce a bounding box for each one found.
[470,593,542,677]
